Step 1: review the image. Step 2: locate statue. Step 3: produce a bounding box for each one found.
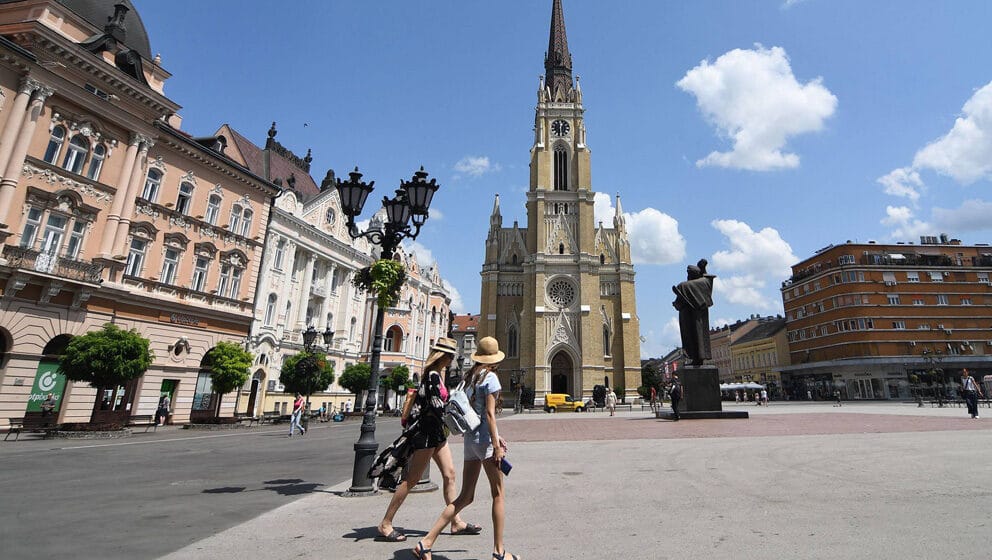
[672,259,715,366]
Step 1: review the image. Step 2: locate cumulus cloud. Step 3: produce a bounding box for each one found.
[442,279,466,314]
[593,192,686,265]
[709,219,797,309]
[880,206,932,241]
[877,167,924,204]
[403,240,435,269]
[933,199,992,233]
[453,156,501,178]
[912,82,992,184]
[676,45,837,171]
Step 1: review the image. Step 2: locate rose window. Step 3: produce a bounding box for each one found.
[548,278,576,308]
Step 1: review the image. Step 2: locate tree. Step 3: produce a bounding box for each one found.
[59,323,153,388]
[387,364,411,391]
[339,363,372,399]
[280,352,335,398]
[641,360,664,391]
[205,342,253,417]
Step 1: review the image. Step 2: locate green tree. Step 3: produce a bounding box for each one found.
[641,360,664,391]
[205,341,254,417]
[280,352,336,398]
[387,364,411,391]
[339,363,372,398]
[59,323,153,388]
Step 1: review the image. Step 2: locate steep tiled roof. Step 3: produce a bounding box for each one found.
[451,314,480,333]
[223,125,320,198]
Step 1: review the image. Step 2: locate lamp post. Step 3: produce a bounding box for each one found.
[299,325,335,426]
[922,348,945,407]
[337,166,440,497]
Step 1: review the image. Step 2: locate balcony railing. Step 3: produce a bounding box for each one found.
[3,245,103,283]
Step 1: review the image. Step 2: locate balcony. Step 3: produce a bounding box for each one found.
[3,245,103,284]
[310,284,327,297]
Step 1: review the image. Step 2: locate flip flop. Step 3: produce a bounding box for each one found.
[413,540,431,559]
[379,529,407,542]
[493,551,521,560]
[451,522,483,535]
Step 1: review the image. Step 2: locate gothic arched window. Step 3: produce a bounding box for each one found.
[603,325,611,357]
[507,325,518,358]
[559,243,564,255]
[554,145,568,191]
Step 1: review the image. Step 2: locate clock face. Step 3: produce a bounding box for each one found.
[551,119,570,137]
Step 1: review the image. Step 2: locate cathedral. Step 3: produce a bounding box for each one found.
[479,0,641,404]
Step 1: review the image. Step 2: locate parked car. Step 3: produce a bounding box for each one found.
[544,393,586,413]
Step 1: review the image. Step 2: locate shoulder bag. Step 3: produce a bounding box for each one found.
[444,379,481,435]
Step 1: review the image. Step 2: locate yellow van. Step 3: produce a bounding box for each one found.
[543,393,586,413]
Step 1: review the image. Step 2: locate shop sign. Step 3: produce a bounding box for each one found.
[26,362,66,412]
[168,313,201,327]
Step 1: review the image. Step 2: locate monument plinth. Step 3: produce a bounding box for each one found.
[656,366,748,420]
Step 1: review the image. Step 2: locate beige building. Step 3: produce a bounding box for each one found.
[729,317,789,398]
[479,0,641,403]
[0,0,280,428]
[709,316,764,382]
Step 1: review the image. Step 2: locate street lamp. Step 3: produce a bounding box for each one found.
[338,166,440,497]
[299,325,334,424]
[922,348,945,407]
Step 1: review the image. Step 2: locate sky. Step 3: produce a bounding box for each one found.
[133,0,992,358]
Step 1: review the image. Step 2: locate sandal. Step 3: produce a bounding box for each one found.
[413,540,431,559]
[451,522,483,535]
[493,551,521,560]
[379,528,407,542]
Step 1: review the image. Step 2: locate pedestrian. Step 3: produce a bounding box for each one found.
[412,336,520,560]
[760,389,768,406]
[961,368,983,419]
[345,400,352,413]
[40,392,56,417]
[806,390,812,401]
[735,390,741,404]
[155,393,170,426]
[669,375,683,421]
[833,389,842,407]
[605,386,618,416]
[288,392,305,436]
[371,338,480,542]
[649,385,658,412]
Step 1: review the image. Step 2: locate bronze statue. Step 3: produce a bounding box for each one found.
[672,259,715,366]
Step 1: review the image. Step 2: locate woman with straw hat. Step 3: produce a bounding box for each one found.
[372,337,481,542]
[413,336,521,560]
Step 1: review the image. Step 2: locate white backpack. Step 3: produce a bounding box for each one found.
[444,379,481,434]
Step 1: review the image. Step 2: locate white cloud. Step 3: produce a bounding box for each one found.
[877,167,924,204]
[709,219,797,310]
[453,156,501,178]
[912,82,992,184]
[403,240,435,269]
[429,207,444,221]
[677,45,837,171]
[933,199,992,233]
[593,192,685,265]
[881,205,932,241]
[442,279,466,314]
[782,0,810,7]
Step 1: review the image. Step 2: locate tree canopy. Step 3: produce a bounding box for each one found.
[206,341,254,396]
[387,364,411,391]
[280,351,335,396]
[58,323,153,388]
[339,363,371,397]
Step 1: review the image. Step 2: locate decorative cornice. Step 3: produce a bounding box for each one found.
[22,159,115,205]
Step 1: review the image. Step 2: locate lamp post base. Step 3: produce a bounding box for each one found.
[344,431,380,497]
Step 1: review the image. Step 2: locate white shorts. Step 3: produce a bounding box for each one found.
[464,440,494,461]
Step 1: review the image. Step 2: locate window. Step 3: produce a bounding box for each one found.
[86,144,106,181]
[820,325,829,336]
[929,271,943,282]
[882,271,897,285]
[330,269,339,292]
[39,214,67,255]
[65,221,86,258]
[961,297,973,306]
[937,294,949,305]
[240,208,252,236]
[264,294,278,326]
[229,267,243,298]
[44,126,65,164]
[205,195,221,225]
[887,294,901,305]
[125,238,147,276]
[19,208,42,248]
[229,204,252,236]
[892,321,906,330]
[906,271,920,282]
[350,317,357,341]
[191,256,209,292]
[913,297,925,306]
[160,248,180,284]
[838,255,855,265]
[62,135,89,174]
[176,182,194,214]
[553,145,568,190]
[312,261,321,284]
[507,325,518,358]
[291,251,301,281]
[217,264,231,297]
[602,326,611,356]
[142,169,162,202]
[273,239,286,269]
[978,273,990,284]
[326,207,336,225]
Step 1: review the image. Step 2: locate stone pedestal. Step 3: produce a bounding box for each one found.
[656,365,748,420]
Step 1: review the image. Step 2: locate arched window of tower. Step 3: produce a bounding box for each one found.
[554,144,569,191]
[559,243,565,255]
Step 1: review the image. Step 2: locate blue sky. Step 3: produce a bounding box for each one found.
[134,0,992,357]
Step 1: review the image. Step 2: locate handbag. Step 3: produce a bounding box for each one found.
[444,380,481,435]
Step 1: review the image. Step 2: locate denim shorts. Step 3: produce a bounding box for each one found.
[464,440,494,461]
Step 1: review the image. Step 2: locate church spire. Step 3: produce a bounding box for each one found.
[490,194,503,231]
[544,0,573,98]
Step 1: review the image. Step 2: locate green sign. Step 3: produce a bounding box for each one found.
[26,361,67,413]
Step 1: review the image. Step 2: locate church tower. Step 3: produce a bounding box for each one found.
[480,0,641,404]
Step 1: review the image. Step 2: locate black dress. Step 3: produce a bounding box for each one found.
[368,371,447,487]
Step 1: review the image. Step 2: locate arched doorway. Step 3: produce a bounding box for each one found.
[550,351,572,394]
[191,349,217,422]
[246,368,265,416]
[27,335,72,425]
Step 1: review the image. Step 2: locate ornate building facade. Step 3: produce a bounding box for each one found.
[0,0,279,427]
[479,0,641,403]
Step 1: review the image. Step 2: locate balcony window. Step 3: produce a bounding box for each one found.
[40,214,67,256]
[44,126,66,164]
[161,248,180,285]
[240,209,252,237]
[906,271,920,282]
[65,221,86,259]
[961,298,973,306]
[205,195,221,225]
[929,271,944,282]
[887,294,900,305]
[125,238,147,277]
[62,135,89,174]
[176,182,194,215]
[191,256,209,292]
[142,169,162,202]
[217,264,231,297]
[86,144,106,181]
[892,321,906,329]
[19,208,42,248]
[937,294,949,305]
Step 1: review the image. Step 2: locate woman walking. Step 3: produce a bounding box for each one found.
[371,338,480,542]
[605,386,618,416]
[288,392,305,437]
[413,336,520,560]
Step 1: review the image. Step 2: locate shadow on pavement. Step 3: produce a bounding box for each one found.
[202,486,247,494]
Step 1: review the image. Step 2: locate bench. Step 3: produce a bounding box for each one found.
[127,414,158,432]
[234,412,259,426]
[4,416,58,441]
[259,411,281,424]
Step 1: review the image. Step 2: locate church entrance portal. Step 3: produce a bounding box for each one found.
[550,352,572,394]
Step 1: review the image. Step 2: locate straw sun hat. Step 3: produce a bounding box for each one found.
[425,337,458,364]
[470,336,505,364]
